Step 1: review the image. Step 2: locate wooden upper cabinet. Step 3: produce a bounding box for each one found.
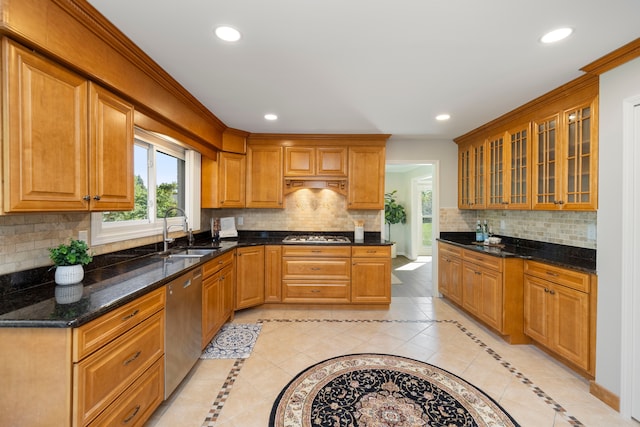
[218,152,246,208]
[246,144,283,208]
[458,139,485,209]
[532,98,598,211]
[201,154,219,208]
[89,83,134,211]
[2,39,133,213]
[486,123,531,210]
[347,145,385,210]
[3,38,89,212]
[505,123,531,209]
[487,132,506,209]
[284,146,347,177]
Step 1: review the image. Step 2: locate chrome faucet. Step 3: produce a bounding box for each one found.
[163,207,188,253]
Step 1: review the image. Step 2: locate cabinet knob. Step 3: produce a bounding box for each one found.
[83,195,91,201]
[93,195,101,201]
[549,289,556,295]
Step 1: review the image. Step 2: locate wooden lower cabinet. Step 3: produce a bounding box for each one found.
[438,242,526,344]
[282,246,351,303]
[351,246,391,304]
[524,260,595,375]
[236,246,265,309]
[264,245,283,302]
[437,242,463,305]
[202,251,235,348]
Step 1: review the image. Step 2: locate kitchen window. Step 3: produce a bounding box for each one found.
[90,128,201,245]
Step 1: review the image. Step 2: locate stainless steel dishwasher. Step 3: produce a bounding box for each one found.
[165,267,203,399]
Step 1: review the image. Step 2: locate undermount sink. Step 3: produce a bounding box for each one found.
[158,248,218,259]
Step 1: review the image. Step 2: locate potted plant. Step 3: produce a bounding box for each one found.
[385,190,407,257]
[49,239,93,285]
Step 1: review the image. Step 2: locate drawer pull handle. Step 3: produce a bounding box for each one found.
[310,289,320,293]
[122,309,139,321]
[310,267,321,271]
[546,271,559,277]
[123,351,141,366]
[367,250,376,253]
[311,250,322,253]
[123,405,141,424]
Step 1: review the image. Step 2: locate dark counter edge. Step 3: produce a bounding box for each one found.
[0,230,389,328]
[438,232,596,273]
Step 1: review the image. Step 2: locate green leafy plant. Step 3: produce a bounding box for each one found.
[384,190,407,242]
[49,239,93,266]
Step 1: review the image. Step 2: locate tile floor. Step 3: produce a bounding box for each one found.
[144,256,637,427]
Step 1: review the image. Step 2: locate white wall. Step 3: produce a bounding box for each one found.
[597,56,640,404]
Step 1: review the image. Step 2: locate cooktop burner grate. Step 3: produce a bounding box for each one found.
[282,235,351,244]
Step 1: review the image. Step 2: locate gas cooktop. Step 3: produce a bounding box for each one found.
[282,235,351,244]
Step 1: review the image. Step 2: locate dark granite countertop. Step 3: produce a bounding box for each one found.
[438,232,596,274]
[0,231,389,328]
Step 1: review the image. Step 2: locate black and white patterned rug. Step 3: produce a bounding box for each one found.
[269,353,520,427]
[201,323,262,359]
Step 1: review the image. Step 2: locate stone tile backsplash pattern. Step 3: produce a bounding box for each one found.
[0,191,595,275]
[439,207,597,249]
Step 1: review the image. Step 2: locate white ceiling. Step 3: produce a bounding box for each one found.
[87,0,639,142]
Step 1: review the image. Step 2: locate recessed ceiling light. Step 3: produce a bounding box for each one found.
[215,26,241,42]
[540,27,573,44]
[264,113,278,121]
[436,114,450,121]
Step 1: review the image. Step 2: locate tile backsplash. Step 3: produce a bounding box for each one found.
[0,192,594,276]
[439,207,597,249]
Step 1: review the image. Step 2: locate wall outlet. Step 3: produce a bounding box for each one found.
[500,219,505,231]
[78,230,88,243]
[587,223,597,240]
[237,216,244,226]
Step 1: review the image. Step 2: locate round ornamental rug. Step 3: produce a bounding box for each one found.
[269,353,520,427]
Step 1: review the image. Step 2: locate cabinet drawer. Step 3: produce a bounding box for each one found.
[281,245,351,257]
[351,246,391,258]
[524,260,590,293]
[438,242,463,258]
[462,249,502,272]
[203,251,234,277]
[73,287,165,361]
[282,281,350,303]
[283,258,350,280]
[87,358,164,427]
[74,311,164,426]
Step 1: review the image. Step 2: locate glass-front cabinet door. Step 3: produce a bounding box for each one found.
[532,114,560,209]
[487,132,505,209]
[458,139,485,209]
[505,123,530,209]
[563,100,598,210]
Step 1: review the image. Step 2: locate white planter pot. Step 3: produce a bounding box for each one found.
[54,264,84,286]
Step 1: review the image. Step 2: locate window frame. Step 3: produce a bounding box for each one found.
[90,128,201,246]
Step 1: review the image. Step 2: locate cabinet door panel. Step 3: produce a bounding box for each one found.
[532,115,560,209]
[89,83,134,211]
[236,246,264,309]
[351,257,390,303]
[524,276,550,345]
[506,124,530,209]
[487,133,506,208]
[347,146,385,209]
[218,152,246,207]
[552,285,589,369]
[317,147,347,176]
[4,39,89,212]
[284,146,314,176]
[479,269,503,331]
[462,264,481,316]
[246,145,283,208]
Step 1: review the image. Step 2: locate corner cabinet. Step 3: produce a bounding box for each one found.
[2,39,134,213]
[347,145,386,209]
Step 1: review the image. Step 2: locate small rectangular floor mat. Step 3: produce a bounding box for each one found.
[201,323,262,359]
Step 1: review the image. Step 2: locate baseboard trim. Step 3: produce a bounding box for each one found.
[590,381,620,411]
